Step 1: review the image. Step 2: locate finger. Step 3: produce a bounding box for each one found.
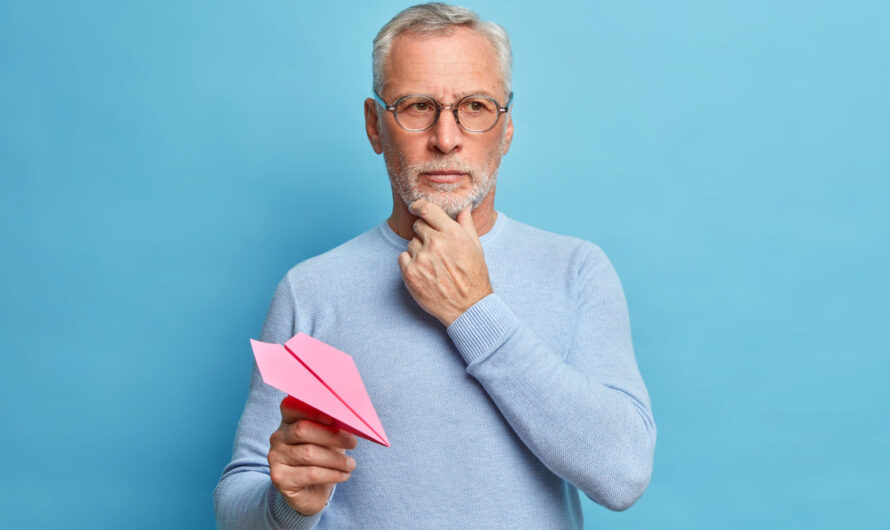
[412,219,434,243]
[407,237,422,257]
[275,443,358,473]
[282,419,358,450]
[271,464,352,491]
[398,251,411,272]
[456,205,478,239]
[296,466,353,487]
[409,199,454,231]
[280,396,334,426]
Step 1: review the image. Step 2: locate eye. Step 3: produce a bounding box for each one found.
[398,98,436,114]
[460,98,494,114]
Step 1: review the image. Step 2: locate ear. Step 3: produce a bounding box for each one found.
[364,98,383,154]
[501,110,514,155]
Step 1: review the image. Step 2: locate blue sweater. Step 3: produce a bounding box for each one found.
[214,212,656,529]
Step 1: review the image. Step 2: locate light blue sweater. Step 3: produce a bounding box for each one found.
[214,212,656,529]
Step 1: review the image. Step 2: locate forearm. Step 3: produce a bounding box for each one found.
[448,294,656,511]
[215,466,325,530]
[214,366,332,530]
[215,272,332,529]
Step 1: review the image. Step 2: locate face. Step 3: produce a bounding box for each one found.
[365,27,514,218]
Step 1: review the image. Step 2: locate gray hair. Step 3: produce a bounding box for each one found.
[372,3,512,100]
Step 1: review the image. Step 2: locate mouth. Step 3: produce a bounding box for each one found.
[422,170,467,184]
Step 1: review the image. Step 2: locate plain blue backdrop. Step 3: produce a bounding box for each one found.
[1,1,887,528]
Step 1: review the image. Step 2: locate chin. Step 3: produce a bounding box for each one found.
[404,189,473,218]
[426,195,472,218]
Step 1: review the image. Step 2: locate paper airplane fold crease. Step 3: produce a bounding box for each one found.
[250,332,389,447]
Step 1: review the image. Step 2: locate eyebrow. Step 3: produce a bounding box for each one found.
[390,90,500,102]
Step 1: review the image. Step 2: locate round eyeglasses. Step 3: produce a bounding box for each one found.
[374,92,513,133]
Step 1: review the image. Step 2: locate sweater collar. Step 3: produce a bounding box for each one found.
[378,210,508,250]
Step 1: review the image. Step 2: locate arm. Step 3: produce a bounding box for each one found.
[399,200,655,510]
[446,243,656,511]
[214,275,338,530]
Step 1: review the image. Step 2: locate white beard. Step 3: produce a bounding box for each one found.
[385,136,507,218]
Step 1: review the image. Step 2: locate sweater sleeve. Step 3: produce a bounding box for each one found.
[214,274,334,529]
[446,243,656,511]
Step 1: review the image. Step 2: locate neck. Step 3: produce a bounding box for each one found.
[387,189,497,241]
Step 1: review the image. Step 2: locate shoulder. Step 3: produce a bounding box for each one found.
[503,216,629,310]
[498,213,609,272]
[279,223,389,289]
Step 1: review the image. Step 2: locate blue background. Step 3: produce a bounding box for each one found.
[1,1,887,528]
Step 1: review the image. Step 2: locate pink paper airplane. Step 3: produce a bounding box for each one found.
[250,332,390,447]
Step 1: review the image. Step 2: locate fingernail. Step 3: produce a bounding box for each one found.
[347,457,356,469]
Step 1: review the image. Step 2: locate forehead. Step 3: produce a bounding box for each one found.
[383,26,503,99]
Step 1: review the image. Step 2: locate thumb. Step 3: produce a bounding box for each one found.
[457,205,478,238]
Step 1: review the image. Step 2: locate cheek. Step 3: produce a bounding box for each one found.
[480,136,506,164]
[381,148,402,175]
[378,130,402,168]
[383,131,429,163]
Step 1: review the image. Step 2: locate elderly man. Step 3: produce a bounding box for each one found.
[215,3,656,528]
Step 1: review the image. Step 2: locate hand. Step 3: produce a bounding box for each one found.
[397,200,493,326]
[268,396,358,516]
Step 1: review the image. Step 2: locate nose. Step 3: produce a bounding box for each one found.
[428,108,463,155]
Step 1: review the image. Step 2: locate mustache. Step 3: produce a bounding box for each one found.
[408,156,477,177]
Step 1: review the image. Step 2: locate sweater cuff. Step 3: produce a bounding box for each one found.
[270,483,334,529]
[447,293,520,366]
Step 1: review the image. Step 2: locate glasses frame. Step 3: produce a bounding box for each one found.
[373,91,514,133]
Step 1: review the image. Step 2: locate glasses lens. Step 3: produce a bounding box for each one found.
[457,97,499,131]
[395,96,437,130]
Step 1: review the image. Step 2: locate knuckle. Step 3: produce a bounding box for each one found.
[304,467,320,483]
[293,420,310,440]
[299,444,315,463]
[269,466,283,486]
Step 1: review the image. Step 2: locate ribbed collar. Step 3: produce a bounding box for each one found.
[378,210,508,250]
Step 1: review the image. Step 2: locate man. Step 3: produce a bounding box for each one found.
[215,3,656,528]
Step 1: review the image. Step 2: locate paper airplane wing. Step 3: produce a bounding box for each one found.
[285,333,389,447]
[250,334,389,447]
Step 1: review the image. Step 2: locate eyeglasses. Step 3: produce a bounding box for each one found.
[373,91,513,133]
